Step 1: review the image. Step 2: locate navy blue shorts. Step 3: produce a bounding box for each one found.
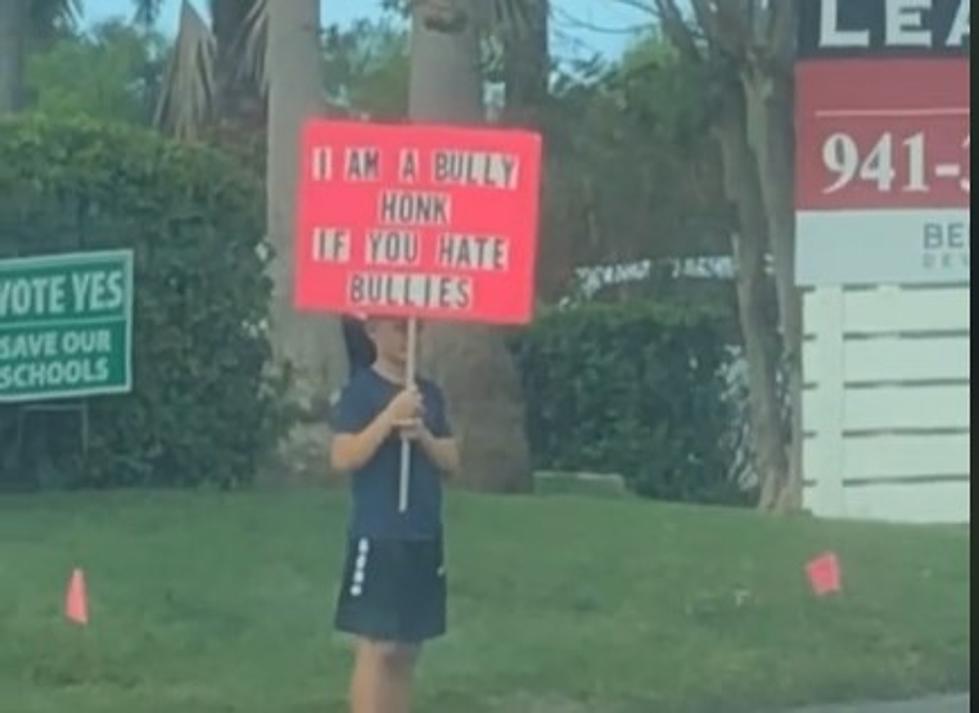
[334,536,447,644]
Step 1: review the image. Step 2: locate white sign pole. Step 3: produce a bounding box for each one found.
[398,317,418,513]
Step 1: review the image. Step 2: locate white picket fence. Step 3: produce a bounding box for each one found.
[802,285,971,524]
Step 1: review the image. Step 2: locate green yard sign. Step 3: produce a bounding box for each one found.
[0,250,134,403]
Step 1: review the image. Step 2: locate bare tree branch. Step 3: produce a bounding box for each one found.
[553,6,647,35]
[653,0,703,64]
[689,0,719,42]
[769,1,798,68]
[611,0,656,15]
[704,0,750,59]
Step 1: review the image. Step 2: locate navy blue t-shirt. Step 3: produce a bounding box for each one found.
[333,368,451,540]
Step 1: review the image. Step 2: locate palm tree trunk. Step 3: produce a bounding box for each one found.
[409,0,482,122]
[410,0,533,493]
[266,0,349,479]
[0,0,26,113]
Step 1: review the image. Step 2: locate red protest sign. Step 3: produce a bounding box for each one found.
[294,120,542,325]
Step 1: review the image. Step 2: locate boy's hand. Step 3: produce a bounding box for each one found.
[394,417,429,442]
[385,386,424,426]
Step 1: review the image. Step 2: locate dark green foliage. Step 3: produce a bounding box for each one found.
[511,301,748,505]
[0,115,288,489]
[25,20,167,126]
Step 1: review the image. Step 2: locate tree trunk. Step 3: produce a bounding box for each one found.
[410,0,483,123]
[501,0,564,301]
[409,0,533,493]
[713,80,790,510]
[0,0,26,113]
[741,66,804,512]
[266,0,348,480]
[503,0,549,127]
[653,0,800,512]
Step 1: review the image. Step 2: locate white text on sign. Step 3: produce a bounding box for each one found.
[436,233,510,271]
[432,150,519,189]
[822,131,971,195]
[0,328,112,361]
[378,190,452,226]
[313,228,352,263]
[345,147,381,181]
[309,146,522,189]
[366,230,421,267]
[0,269,125,319]
[348,272,473,311]
[817,0,970,50]
[311,147,332,180]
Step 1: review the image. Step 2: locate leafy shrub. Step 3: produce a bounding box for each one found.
[511,301,748,505]
[0,115,288,489]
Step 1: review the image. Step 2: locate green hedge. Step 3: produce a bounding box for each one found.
[510,302,747,505]
[0,115,287,489]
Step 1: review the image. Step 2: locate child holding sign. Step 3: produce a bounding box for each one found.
[330,316,459,713]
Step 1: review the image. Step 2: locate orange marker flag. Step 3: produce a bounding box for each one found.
[65,568,89,626]
[806,552,842,597]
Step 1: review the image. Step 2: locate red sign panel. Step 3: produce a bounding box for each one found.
[294,120,542,325]
[795,54,970,286]
[796,58,970,211]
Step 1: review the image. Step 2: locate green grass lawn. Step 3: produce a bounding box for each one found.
[0,490,969,713]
